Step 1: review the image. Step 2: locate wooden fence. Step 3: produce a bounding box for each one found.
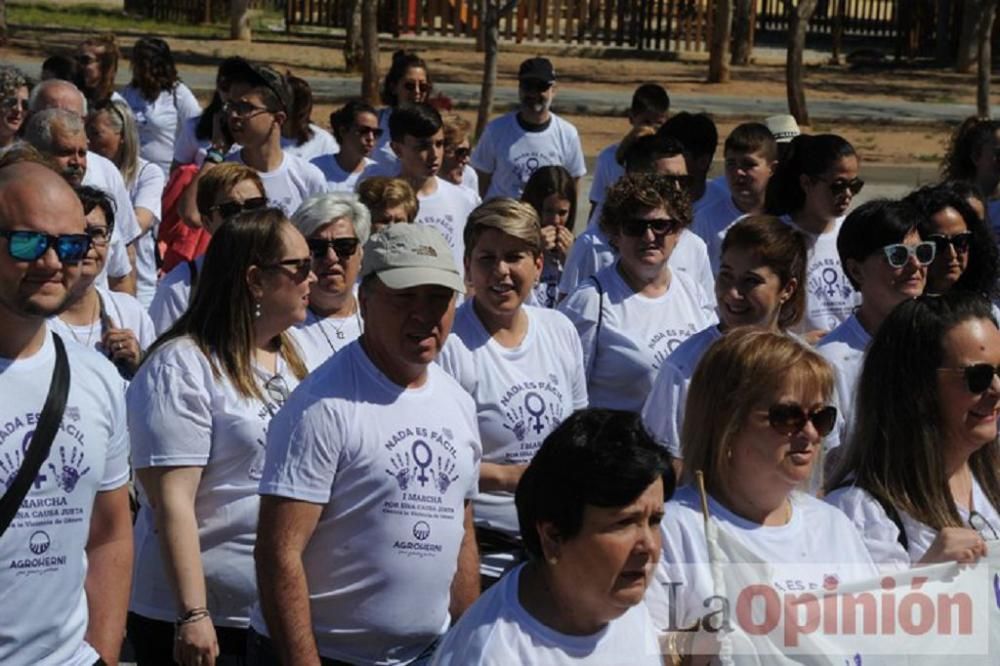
[123,0,283,24]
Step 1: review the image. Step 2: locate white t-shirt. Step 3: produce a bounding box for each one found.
[691,194,747,276]
[0,329,130,666]
[121,83,202,175]
[438,302,587,535]
[642,324,723,458]
[311,154,376,193]
[557,225,715,301]
[48,286,156,359]
[172,115,242,167]
[650,485,878,633]
[282,124,339,163]
[130,158,166,308]
[816,314,871,451]
[471,112,586,200]
[528,250,564,309]
[559,263,716,412]
[225,151,328,217]
[460,164,479,197]
[250,342,482,664]
[784,215,860,333]
[128,336,300,626]
[588,142,622,205]
[83,151,143,285]
[430,563,662,666]
[288,305,364,372]
[826,480,1000,567]
[415,177,479,279]
[148,255,203,336]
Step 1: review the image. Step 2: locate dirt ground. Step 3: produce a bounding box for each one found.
[2,26,971,167]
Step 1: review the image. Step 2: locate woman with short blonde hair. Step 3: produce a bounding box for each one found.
[357,176,419,232]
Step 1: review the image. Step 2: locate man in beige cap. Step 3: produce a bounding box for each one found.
[252,224,481,665]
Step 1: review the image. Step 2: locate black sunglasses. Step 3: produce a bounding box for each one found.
[261,257,313,283]
[940,363,1000,394]
[826,177,865,196]
[307,237,360,259]
[447,146,471,160]
[353,125,384,139]
[0,230,91,263]
[621,217,680,238]
[927,231,973,255]
[881,241,936,269]
[210,196,269,219]
[767,403,838,438]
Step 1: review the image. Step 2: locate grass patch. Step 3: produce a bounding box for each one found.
[9,2,285,39]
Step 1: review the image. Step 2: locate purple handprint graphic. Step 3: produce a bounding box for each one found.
[434,456,458,494]
[47,445,90,493]
[385,451,412,491]
[0,448,25,492]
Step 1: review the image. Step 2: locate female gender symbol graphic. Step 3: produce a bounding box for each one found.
[411,440,433,487]
[524,392,547,434]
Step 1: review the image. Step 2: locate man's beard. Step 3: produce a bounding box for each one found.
[63,164,85,186]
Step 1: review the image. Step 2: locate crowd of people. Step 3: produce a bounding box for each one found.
[1,31,999,666]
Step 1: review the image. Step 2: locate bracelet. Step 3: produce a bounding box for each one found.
[175,607,211,627]
[205,148,225,164]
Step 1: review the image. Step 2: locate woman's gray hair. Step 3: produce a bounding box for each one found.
[0,65,28,100]
[89,100,140,187]
[291,192,372,245]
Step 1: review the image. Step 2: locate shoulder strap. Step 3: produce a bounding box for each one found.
[0,333,71,538]
[585,274,605,384]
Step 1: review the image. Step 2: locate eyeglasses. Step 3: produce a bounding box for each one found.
[939,363,1000,394]
[969,510,999,541]
[446,146,471,160]
[307,237,360,259]
[620,217,680,237]
[353,125,384,139]
[824,177,865,196]
[260,257,313,283]
[209,196,269,219]
[223,100,273,118]
[927,231,973,256]
[881,241,936,268]
[85,225,112,247]
[767,403,838,437]
[0,230,91,263]
[1,97,28,113]
[402,81,430,92]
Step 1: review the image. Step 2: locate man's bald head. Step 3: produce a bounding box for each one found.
[28,79,87,117]
[0,160,85,233]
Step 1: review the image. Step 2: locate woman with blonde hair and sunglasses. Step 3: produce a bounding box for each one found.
[826,291,1000,568]
[127,207,314,665]
[651,328,877,660]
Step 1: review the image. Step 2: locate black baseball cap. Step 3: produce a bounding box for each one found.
[518,57,555,85]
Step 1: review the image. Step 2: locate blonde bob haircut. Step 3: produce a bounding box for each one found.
[681,328,833,491]
[356,176,419,222]
[463,197,543,259]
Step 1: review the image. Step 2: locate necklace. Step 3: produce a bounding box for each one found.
[63,292,101,348]
[310,302,362,352]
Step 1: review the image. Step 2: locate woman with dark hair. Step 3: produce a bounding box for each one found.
[281,72,338,162]
[653,328,877,659]
[51,186,155,380]
[76,33,121,105]
[906,181,1000,301]
[431,409,671,665]
[644,214,806,465]
[559,173,716,412]
[942,117,1000,229]
[314,98,379,191]
[765,133,864,336]
[0,64,29,149]
[122,36,201,176]
[826,292,1000,567]
[127,208,314,665]
[372,50,432,167]
[521,165,577,308]
[173,56,250,171]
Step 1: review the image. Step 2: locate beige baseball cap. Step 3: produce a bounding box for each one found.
[360,224,464,293]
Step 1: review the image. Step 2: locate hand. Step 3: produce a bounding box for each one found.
[803,329,829,345]
[210,110,231,152]
[101,327,141,376]
[173,616,219,666]
[919,526,987,565]
[541,226,574,261]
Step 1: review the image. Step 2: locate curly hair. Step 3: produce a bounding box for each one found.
[0,64,29,101]
[941,116,1000,184]
[599,172,692,238]
[380,50,432,107]
[129,37,180,101]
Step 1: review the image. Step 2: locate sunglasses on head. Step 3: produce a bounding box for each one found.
[353,125,384,139]
[767,403,838,438]
[881,241,936,268]
[927,231,973,255]
[307,237,360,259]
[940,363,1000,394]
[1,230,91,263]
[620,217,680,237]
[210,196,268,219]
[260,257,313,283]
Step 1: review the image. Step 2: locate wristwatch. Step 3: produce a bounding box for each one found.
[205,146,226,164]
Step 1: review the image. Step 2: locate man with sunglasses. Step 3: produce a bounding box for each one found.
[471,57,586,200]
[0,157,132,666]
[819,199,934,450]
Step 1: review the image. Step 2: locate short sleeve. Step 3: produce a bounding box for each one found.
[563,123,587,178]
[173,116,202,165]
[824,487,910,568]
[100,373,131,491]
[105,234,132,279]
[127,352,213,468]
[642,362,685,457]
[561,316,589,409]
[148,263,192,335]
[557,280,601,386]
[132,162,165,221]
[174,84,203,127]
[470,122,496,174]
[557,233,601,297]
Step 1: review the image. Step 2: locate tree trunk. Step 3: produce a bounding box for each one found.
[344,0,364,72]
[230,0,251,41]
[709,0,734,82]
[786,0,819,125]
[0,0,7,47]
[831,0,845,64]
[958,0,988,73]
[361,0,380,106]
[731,0,754,66]
[977,0,998,117]
[935,0,952,65]
[477,1,501,139]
